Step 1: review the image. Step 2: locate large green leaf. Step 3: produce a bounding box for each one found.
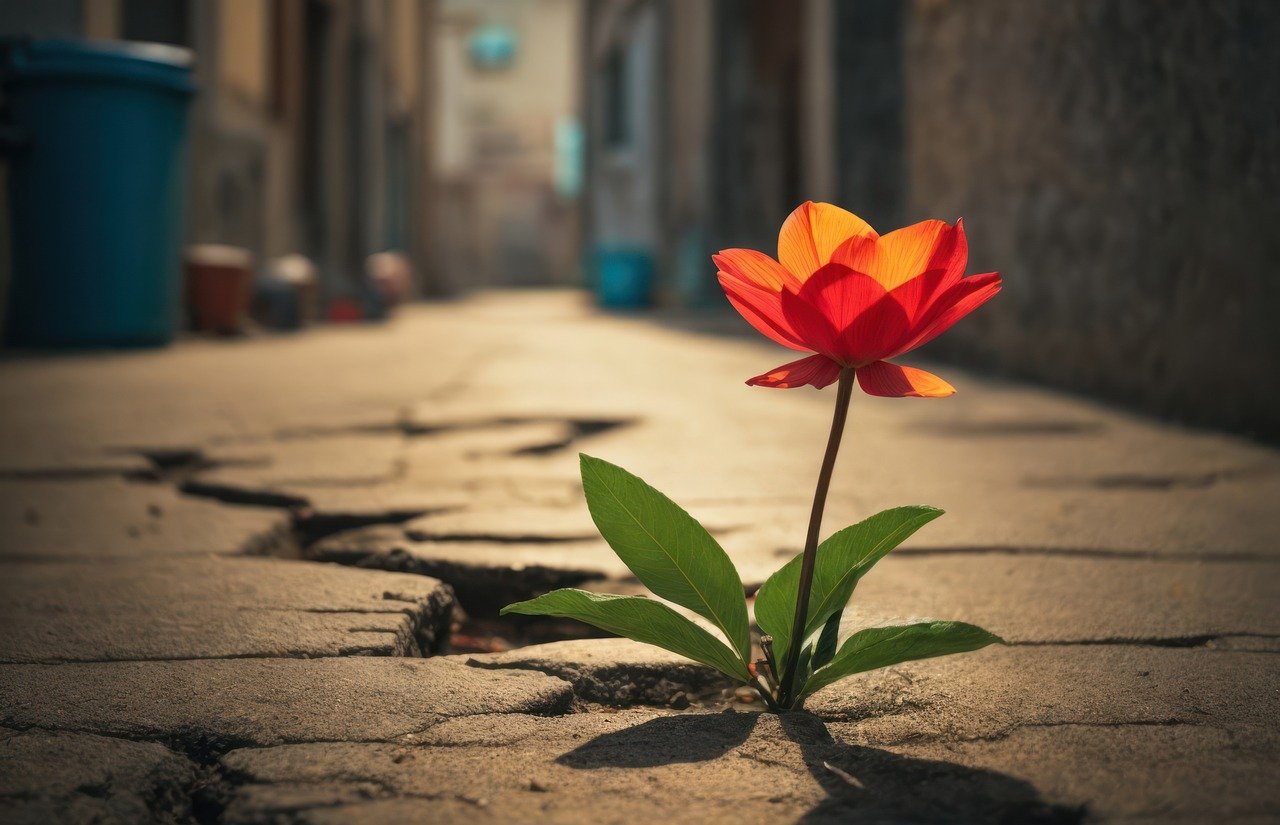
[754,506,943,665]
[800,621,1002,699]
[579,454,752,661]
[501,588,751,682]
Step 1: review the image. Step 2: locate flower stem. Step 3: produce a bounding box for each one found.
[778,366,856,707]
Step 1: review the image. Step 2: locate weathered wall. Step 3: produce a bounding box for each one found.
[904,0,1280,438]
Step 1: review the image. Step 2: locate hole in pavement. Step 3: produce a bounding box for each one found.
[336,548,607,617]
[452,611,746,709]
[450,613,613,654]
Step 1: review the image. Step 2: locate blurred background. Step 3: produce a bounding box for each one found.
[0,0,1277,438]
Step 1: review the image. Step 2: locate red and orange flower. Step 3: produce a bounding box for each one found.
[715,202,1001,397]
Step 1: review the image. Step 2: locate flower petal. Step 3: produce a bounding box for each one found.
[896,271,1002,355]
[781,263,909,365]
[718,273,809,351]
[746,354,844,389]
[856,361,955,398]
[777,202,876,283]
[882,219,970,321]
[713,249,798,292]
[832,219,967,301]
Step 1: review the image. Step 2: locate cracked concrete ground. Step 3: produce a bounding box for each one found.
[0,290,1276,823]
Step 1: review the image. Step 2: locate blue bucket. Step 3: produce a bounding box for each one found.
[594,246,653,309]
[3,39,195,347]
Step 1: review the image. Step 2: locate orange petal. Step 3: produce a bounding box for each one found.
[718,273,809,352]
[881,219,969,320]
[856,361,955,398]
[746,354,843,389]
[897,271,1001,355]
[833,219,964,293]
[713,249,797,292]
[777,202,876,283]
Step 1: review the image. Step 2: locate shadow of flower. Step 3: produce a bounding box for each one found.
[556,711,760,768]
[557,711,1083,824]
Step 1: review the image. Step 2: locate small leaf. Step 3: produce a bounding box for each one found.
[755,506,943,665]
[579,454,752,662]
[501,589,751,682]
[800,621,1002,699]
[793,644,814,694]
[813,610,842,670]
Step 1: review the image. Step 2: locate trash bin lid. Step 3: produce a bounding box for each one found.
[3,39,195,94]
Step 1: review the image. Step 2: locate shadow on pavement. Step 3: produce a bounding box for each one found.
[558,711,1084,824]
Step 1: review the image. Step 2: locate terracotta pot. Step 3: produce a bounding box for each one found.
[184,245,253,334]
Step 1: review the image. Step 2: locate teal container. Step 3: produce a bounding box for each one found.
[3,40,195,347]
[594,246,653,309]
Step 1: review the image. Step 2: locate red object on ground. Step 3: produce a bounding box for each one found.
[714,201,1002,396]
[185,245,253,335]
[327,297,364,323]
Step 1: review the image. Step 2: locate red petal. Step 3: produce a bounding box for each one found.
[833,219,968,323]
[856,361,955,398]
[777,202,876,283]
[713,248,799,292]
[718,273,808,351]
[782,263,909,365]
[896,271,1001,355]
[746,354,844,389]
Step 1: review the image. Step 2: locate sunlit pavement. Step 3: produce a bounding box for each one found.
[1,290,1276,823]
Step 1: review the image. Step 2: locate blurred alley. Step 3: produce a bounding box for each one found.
[0,3,1278,822]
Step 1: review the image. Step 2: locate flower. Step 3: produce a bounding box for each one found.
[714,202,1001,396]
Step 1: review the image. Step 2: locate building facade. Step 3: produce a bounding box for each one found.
[582,0,1280,436]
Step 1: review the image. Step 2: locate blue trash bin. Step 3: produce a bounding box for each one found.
[2,39,195,347]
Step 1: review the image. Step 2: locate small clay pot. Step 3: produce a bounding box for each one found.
[184,245,253,335]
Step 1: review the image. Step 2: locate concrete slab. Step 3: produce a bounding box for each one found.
[0,728,196,824]
[181,434,411,505]
[0,478,291,560]
[0,448,152,480]
[0,658,574,751]
[0,556,454,661]
[401,505,598,542]
[889,723,1277,824]
[217,712,1083,824]
[808,646,1279,740]
[834,553,1280,643]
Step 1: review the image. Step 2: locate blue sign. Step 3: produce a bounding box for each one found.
[469,24,518,70]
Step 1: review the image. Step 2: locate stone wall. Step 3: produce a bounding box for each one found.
[904,0,1280,438]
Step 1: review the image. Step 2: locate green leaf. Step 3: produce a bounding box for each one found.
[812,609,842,670]
[501,588,751,682]
[800,621,1002,699]
[794,644,814,688]
[578,454,752,662]
[755,506,943,666]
